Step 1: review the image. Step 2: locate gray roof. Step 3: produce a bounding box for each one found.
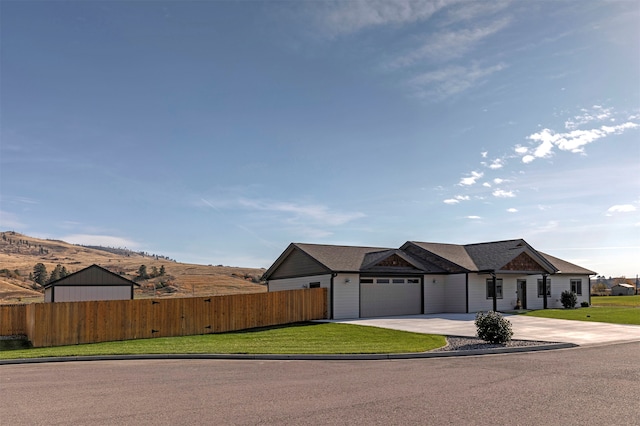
[264,239,596,279]
[539,252,596,275]
[293,243,392,272]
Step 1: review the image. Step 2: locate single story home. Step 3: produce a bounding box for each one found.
[263,239,596,319]
[610,283,636,296]
[44,264,139,303]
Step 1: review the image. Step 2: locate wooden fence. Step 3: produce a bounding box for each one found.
[0,304,27,336]
[1,288,326,347]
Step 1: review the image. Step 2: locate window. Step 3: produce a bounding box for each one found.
[376,279,390,284]
[392,278,405,284]
[486,278,503,299]
[360,278,373,284]
[570,279,582,295]
[537,278,551,297]
[309,282,320,289]
[407,278,420,284]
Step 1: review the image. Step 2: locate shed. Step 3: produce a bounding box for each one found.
[610,283,636,296]
[43,264,139,302]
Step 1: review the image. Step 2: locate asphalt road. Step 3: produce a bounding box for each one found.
[2,342,639,425]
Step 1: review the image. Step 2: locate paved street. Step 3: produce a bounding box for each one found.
[2,342,639,425]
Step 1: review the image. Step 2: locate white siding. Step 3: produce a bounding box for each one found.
[444,274,467,313]
[467,274,517,312]
[333,273,360,319]
[360,283,421,318]
[52,286,131,302]
[44,288,52,303]
[424,275,445,314]
[547,275,590,308]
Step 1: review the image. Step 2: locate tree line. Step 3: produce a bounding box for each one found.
[30,263,69,287]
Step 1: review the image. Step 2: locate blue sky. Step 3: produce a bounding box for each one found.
[1,1,638,278]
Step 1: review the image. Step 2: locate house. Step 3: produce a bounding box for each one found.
[610,283,636,296]
[263,239,596,319]
[43,264,139,303]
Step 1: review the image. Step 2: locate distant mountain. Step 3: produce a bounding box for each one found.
[0,231,266,304]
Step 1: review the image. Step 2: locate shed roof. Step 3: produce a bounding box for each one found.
[44,264,140,288]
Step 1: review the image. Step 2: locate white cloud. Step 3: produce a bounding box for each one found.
[458,171,484,186]
[514,146,528,154]
[63,234,140,248]
[493,178,506,184]
[488,158,504,169]
[482,182,492,188]
[466,215,482,220]
[444,195,470,204]
[607,204,636,213]
[521,121,638,162]
[481,151,488,158]
[507,208,518,213]
[492,189,515,198]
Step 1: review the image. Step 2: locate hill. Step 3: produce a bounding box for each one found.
[0,231,266,304]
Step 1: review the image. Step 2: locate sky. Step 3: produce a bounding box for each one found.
[1,0,638,278]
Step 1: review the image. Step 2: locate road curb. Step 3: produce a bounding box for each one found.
[0,342,577,365]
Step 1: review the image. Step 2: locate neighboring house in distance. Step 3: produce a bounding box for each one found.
[44,264,139,303]
[610,283,636,296]
[263,239,596,319]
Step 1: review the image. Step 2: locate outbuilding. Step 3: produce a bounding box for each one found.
[43,264,139,302]
[611,283,636,296]
[263,239,596,319]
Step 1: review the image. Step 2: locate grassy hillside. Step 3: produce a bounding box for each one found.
[0,231,266,304]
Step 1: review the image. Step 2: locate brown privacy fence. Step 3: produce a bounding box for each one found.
[1,288,326,348]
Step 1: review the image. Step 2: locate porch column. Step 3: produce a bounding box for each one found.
[542,274,548,309]
[491,272,497,312]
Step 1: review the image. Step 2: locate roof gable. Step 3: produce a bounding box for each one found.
[360,250,429,274]
[45,264,139,288]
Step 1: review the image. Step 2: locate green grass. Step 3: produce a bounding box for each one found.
[523,306,640,325]
[590,295,640,308]
[0,323,446,360]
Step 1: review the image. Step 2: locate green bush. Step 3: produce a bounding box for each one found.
[580,301,589,308]
[475,311,513,344]
[561,290,578,309]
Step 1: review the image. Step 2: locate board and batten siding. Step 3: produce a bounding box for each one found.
[423,275,446,314]
[268,249,328,279]
[443,274,467,313]
[332,273,360,319]
[45,286,132,303]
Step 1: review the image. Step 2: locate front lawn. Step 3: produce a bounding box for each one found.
[523,306,640,325]
[590,295,639,308]
[0,322,446,360]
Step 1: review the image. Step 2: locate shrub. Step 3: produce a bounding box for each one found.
[561,290,578,309]
[580,301,589,308]
[475,311,513,344]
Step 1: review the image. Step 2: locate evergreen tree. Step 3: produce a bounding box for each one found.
[137,264,149,280]
[159,265,166,276]
[33,263,48,286]
[61,266,69,278]
[48,264,63,283]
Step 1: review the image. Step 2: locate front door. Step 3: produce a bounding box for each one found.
[517,280,527,309]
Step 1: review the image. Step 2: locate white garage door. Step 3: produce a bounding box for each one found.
[360,278,422,318]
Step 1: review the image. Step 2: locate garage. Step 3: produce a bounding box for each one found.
[360,277,422,317]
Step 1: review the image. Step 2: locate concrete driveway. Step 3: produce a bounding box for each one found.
[335,313,640,346]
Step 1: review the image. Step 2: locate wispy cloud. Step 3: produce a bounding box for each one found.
[507,208,518,213]
[316,0,464,37]
[390,18,510,67]
[0,211,27,229]
[408,62,507,99]
[201,197,365,227]
[63,234,140,248]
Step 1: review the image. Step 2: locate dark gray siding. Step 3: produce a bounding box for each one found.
[269,248,330,279]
